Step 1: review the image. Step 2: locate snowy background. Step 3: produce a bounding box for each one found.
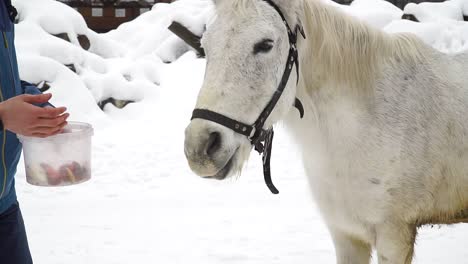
[12,0,468,263]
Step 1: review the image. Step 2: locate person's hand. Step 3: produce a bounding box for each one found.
[0,93,69,138]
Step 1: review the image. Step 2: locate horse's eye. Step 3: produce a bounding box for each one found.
[253,39,274,55]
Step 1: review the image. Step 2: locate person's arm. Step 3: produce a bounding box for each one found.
[0,93,69,138]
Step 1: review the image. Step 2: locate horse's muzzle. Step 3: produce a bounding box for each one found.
[184,120,237,178]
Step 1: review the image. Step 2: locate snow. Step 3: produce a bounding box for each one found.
[402,0,466,22]
[338,0,404,28]
[105,0,214,61]
[9,0,468,263]
[12,0,214,123]
[385,19,468,53]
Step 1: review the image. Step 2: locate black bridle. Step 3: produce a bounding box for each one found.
[191,0,306,194]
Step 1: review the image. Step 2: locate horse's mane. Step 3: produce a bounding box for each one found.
[303,0,426,94]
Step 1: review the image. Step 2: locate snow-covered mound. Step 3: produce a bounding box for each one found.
[382,0,468,53]
[385,19,468,52]
[402,0,467,22]
[337,0,404,28]
[12,0,214,125]
[106,0,214,62]
[13,0,104,123]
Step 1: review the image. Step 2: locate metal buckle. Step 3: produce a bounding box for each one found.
[248,126,257,140]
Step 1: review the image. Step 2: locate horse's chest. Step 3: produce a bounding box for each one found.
[297,100,390,231]
[305,155,382,238]
[308,155,377,209]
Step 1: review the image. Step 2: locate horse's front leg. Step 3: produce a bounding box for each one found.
[331,229,371,264]
[375,222,416,264]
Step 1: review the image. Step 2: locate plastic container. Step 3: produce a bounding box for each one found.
[18,122,93,187]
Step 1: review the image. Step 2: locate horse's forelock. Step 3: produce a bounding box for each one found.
[212,0,304,36]
[213,0,258,13]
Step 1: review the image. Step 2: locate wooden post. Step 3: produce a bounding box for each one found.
[168,21,205,57]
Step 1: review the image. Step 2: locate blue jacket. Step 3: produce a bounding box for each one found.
[0,0,43,214]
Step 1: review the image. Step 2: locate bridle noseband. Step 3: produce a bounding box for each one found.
[191,0,306,194]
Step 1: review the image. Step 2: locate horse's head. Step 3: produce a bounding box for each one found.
[184,0,303,180]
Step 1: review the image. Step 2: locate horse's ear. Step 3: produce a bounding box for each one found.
[296,18,306,39]
[294,3,306,36]
[270,0,306,38]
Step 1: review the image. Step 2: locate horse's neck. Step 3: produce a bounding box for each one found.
[285,80,364,150]
[285,0,428,154]
[285,0,382,152]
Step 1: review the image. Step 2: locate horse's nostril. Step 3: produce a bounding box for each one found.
[205,132,221,157]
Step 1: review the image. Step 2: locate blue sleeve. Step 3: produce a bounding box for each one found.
[21,81,54,108]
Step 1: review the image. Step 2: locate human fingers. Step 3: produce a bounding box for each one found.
[36,113,70,128]
[31,122,68,137]
[21,93,52,104]
[36,106,67,119]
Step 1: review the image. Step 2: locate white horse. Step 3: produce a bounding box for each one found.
[184,0,468,263]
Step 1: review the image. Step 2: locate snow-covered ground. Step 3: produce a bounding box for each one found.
[11,0,468,263]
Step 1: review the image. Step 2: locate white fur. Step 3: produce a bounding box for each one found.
[184,0,468,263]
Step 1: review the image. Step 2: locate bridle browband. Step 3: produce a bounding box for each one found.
[191,0,306,194]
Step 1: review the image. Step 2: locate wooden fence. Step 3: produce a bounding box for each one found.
[63,0,173,32]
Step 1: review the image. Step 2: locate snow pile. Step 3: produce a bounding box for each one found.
[385,19,468,52]
[106,0,214,62]
[13,0,104,123]
[402,0,466,22]
[338,0,404,28]
[383,0,468,53]
[324,0,468,52]
[12,0,214,125]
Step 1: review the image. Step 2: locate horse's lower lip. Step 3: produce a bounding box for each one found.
[203,152,236,180]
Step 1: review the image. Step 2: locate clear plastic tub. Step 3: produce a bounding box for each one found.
[18,122,93,187]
